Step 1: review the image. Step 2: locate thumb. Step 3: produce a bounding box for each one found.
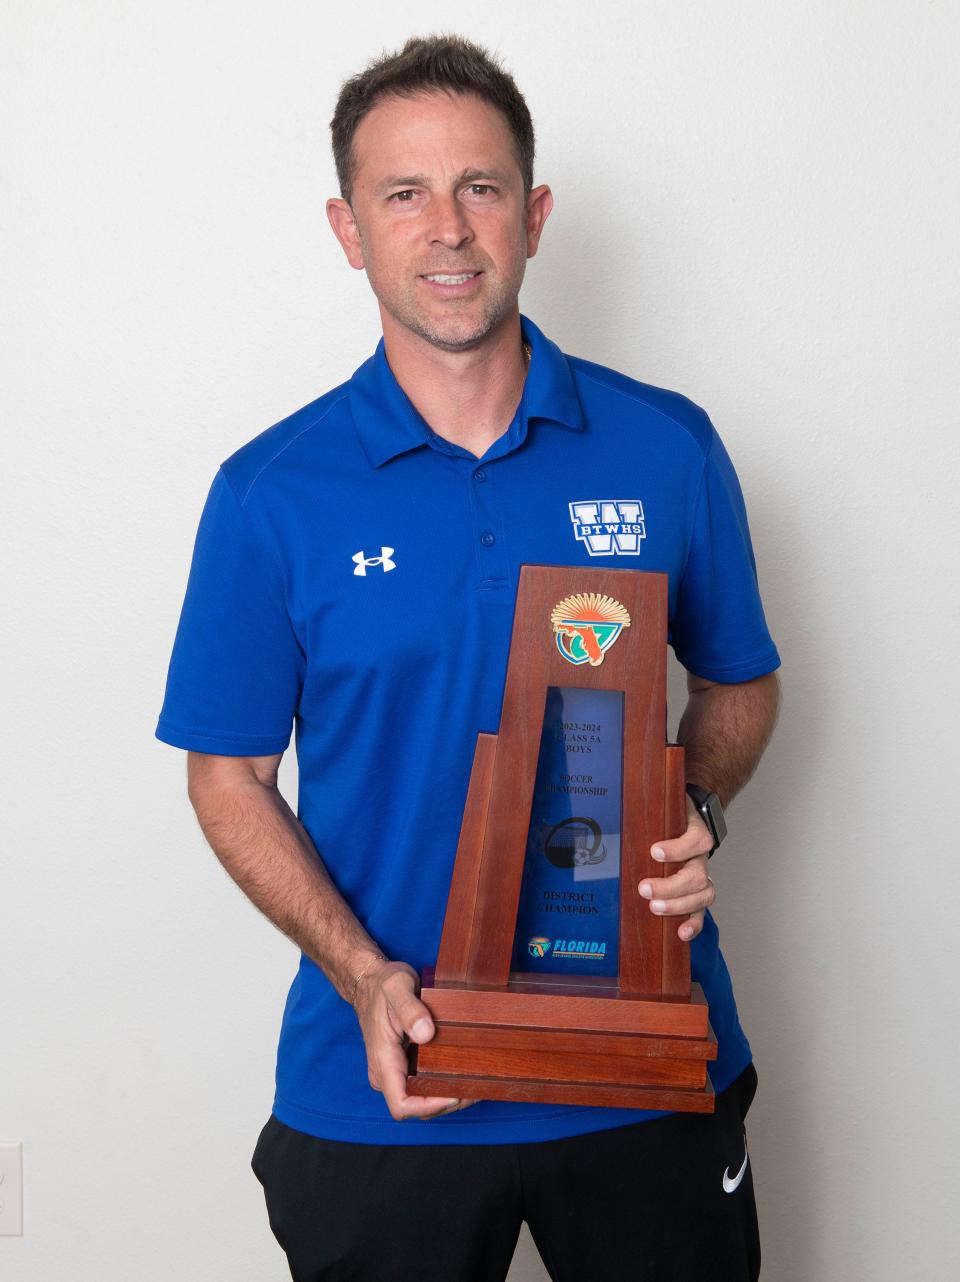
[384,971,435,1043]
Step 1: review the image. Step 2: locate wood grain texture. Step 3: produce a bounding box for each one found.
[419,979,710,1038]
[661,744,692,996]
[425,1022,718,1062]
[416,1042,707,1088]
[617,573,669,996]
[434,733,498,983]
[406,1066,717,1114]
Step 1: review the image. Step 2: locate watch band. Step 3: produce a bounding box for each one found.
[685,783,727,857]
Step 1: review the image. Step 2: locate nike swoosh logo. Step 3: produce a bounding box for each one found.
[722,1138,749,1193]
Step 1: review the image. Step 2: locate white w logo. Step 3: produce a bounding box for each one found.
[569,500,646,556]
[352,547,397,576]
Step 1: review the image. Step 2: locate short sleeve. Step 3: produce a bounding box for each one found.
[155,468,305,755]
[670,424,781,683]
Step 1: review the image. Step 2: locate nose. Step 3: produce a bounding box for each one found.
[428,191,473,249]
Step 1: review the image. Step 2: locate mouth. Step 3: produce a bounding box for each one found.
[419,270,484,296]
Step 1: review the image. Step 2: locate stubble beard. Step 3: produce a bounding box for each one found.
[385,283,518,353]
[360,228,528,354]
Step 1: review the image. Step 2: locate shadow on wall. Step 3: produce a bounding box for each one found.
[673,467,826,1282]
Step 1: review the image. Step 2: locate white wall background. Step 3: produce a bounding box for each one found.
[2,1,958,1278]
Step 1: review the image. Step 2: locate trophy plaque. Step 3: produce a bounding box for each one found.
[406,565,717,1113]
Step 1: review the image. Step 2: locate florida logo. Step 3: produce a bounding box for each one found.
[550,593,631,667]
[528,936,552,959]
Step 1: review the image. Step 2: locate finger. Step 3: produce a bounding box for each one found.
[639,861,710,902]
[651,820,713,864]
[377,1039,461,1121]
[678,910,705,942]
[651,812,713,862]
[389,1090,465,1121]
[418,1099,477,1120]
[382,970,435,1043]
[645,882,716,917]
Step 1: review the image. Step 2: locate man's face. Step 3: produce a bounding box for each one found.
[327,91,552,353]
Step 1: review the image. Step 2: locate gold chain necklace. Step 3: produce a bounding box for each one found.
[522,340,532,369]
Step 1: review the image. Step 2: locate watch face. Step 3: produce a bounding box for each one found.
[707,796,727,848]
[689,785,726,850]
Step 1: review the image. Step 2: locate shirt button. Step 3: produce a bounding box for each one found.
[480,531,496,547]
[474,469,487,483]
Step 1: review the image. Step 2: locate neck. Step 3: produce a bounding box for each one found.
[379,310,530,459]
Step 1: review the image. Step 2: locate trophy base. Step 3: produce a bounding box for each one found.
[406,968,718,1114]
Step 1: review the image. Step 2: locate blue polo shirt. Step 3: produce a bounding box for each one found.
[156,313,780,1145]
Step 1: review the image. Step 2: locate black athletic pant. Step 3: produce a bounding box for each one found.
[251,1062,760,1282]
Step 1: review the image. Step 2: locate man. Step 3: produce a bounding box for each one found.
[156,33,780,1282]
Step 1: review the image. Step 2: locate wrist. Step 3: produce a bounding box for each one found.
[685,782,727,857]
[349,949,389,1008]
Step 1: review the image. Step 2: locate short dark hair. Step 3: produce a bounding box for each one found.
[330,33,535,206]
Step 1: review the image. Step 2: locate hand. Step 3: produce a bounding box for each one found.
[352,957,475,1121]
[638,798,717,941]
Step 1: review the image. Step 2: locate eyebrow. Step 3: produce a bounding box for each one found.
[375,168,512,195]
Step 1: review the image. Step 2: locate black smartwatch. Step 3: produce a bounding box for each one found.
[685,783,727,858]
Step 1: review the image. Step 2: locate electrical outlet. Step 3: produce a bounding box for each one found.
[0,1141,23,1235]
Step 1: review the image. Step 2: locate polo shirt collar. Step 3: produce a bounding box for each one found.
[349,313,585,468]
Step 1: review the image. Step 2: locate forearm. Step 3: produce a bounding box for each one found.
[188,769,379,1003]
[677,671,781,809]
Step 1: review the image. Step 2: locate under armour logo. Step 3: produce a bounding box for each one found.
[352,547,396,576]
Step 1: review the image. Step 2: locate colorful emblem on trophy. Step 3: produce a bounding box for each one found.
[550,593,631,667]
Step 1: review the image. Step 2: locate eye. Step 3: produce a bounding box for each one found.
[467,184,495,197]
[389,190,417,203]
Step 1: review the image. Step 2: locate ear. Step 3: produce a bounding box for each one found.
[326,198,365,270]
[524,184,554,259]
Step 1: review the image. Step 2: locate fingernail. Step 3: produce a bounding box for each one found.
[639,883,652,899]
[651,900,667,913]
[679,926,693,940]
[411,1018,432,1042]
[652,847,665,860]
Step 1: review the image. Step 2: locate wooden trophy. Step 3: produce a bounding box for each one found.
[406,565,717,1113]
